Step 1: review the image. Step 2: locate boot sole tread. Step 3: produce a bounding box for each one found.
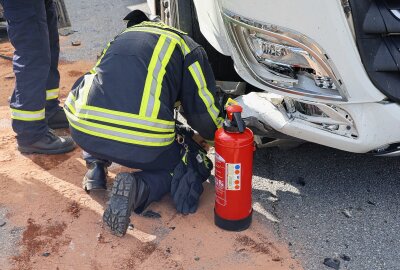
[103,173,135,237]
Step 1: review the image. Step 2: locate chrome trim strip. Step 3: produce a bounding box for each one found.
[374,150,400,157]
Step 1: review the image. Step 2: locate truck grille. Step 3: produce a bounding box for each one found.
[349,0,400,102]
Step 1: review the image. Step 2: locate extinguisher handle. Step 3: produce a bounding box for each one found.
[233,112,245,133]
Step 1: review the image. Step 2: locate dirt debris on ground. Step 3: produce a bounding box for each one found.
[0,40,302,270]
[66,201,81,218]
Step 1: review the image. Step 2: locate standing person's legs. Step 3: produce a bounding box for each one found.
[2,0,74,153]
[5,0,50,145]
[44,0,68,129]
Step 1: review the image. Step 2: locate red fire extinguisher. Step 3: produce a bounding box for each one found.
[214,104,254,231]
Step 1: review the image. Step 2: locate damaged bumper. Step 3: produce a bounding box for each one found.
[236,92,400,154]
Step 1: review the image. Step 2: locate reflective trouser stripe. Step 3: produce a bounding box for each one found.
[11,108,45,121]
[46,88,59,100]
[65,95,175,133]
[188,61,221,127]
[124,27,190,56]
[139,36,177,118]
[65,109,175,147]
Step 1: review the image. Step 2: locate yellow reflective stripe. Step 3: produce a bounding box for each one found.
[65,102,175,133]
[67,92,76,102]
[11,108,45,121]
[124,27,190,56]
[188,61,220,126]
[46,88,59,100]
[84,105,175,126]
[65,109,175,147]
[151,40,177,118]
[65,92,175,127]
[194,61,220,119]
[140,35,167,116]
[74,74,95,107]
[216,117,224,128]
[66,107,173,138]
[90,41,111,74]
[137,21,188,35]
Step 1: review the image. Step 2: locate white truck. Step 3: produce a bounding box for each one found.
[148,0,400,156]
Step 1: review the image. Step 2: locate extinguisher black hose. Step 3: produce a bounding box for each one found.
[233,112,246,133]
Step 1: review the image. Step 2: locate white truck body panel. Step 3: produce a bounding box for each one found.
[193,0,386,103]
[148,0,400,154]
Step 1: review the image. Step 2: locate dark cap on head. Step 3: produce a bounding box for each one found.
[123,10,151,28]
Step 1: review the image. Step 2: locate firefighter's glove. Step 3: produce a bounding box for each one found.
[171,143,213,215]
[172,164,204,214]
[175,124,194,139]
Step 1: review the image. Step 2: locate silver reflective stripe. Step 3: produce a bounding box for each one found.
[145,38,172,117]
[65,94,175,132]
[66,94,175,131]
[68,115,174,144]
[46,89,59,100]
[78,108,175,130]
[66,94,76,108]
[11,109,45,121]
[125,27,190,56]
[189,63,219,118]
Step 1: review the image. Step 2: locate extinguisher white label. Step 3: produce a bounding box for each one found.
[226,163,241,191]
[215,152,227,206]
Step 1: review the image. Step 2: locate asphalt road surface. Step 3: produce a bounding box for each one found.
[253,144,400,270]
[57,1,400,269]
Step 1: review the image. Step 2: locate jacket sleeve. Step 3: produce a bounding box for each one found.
[179,46,223,141]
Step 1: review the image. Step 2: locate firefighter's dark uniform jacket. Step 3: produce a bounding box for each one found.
[65,21,222,171]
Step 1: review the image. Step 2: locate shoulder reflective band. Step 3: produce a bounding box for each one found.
[188,61,220,126]
[65,96,175,133]
[124,27,190,56]
[46,88,59,100]
[65,109,175,147]
[90,41,112,74]
[11,108,45,121]
[140,36,177,118]
[137,21,188,35]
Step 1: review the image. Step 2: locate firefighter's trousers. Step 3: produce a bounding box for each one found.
[1,0,60,144]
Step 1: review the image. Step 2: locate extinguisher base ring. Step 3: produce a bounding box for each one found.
[214,209,252,232]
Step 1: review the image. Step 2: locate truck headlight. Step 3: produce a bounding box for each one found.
[222,10,347,101]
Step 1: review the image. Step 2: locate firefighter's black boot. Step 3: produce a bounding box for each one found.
[46,107,69,129]
[103,172,150,237]
[17,129,75,155]
[83,161,108,192]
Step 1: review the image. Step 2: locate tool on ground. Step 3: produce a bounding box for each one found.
[214,104,255,231]
[0,54,12,61]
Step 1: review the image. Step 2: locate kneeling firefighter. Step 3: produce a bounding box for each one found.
[64,10,223,236]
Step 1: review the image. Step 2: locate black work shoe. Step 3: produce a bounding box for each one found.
[47,107,69,129]
[103,173,149,237]
[18,130,75,154]
[83,162,108,192]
